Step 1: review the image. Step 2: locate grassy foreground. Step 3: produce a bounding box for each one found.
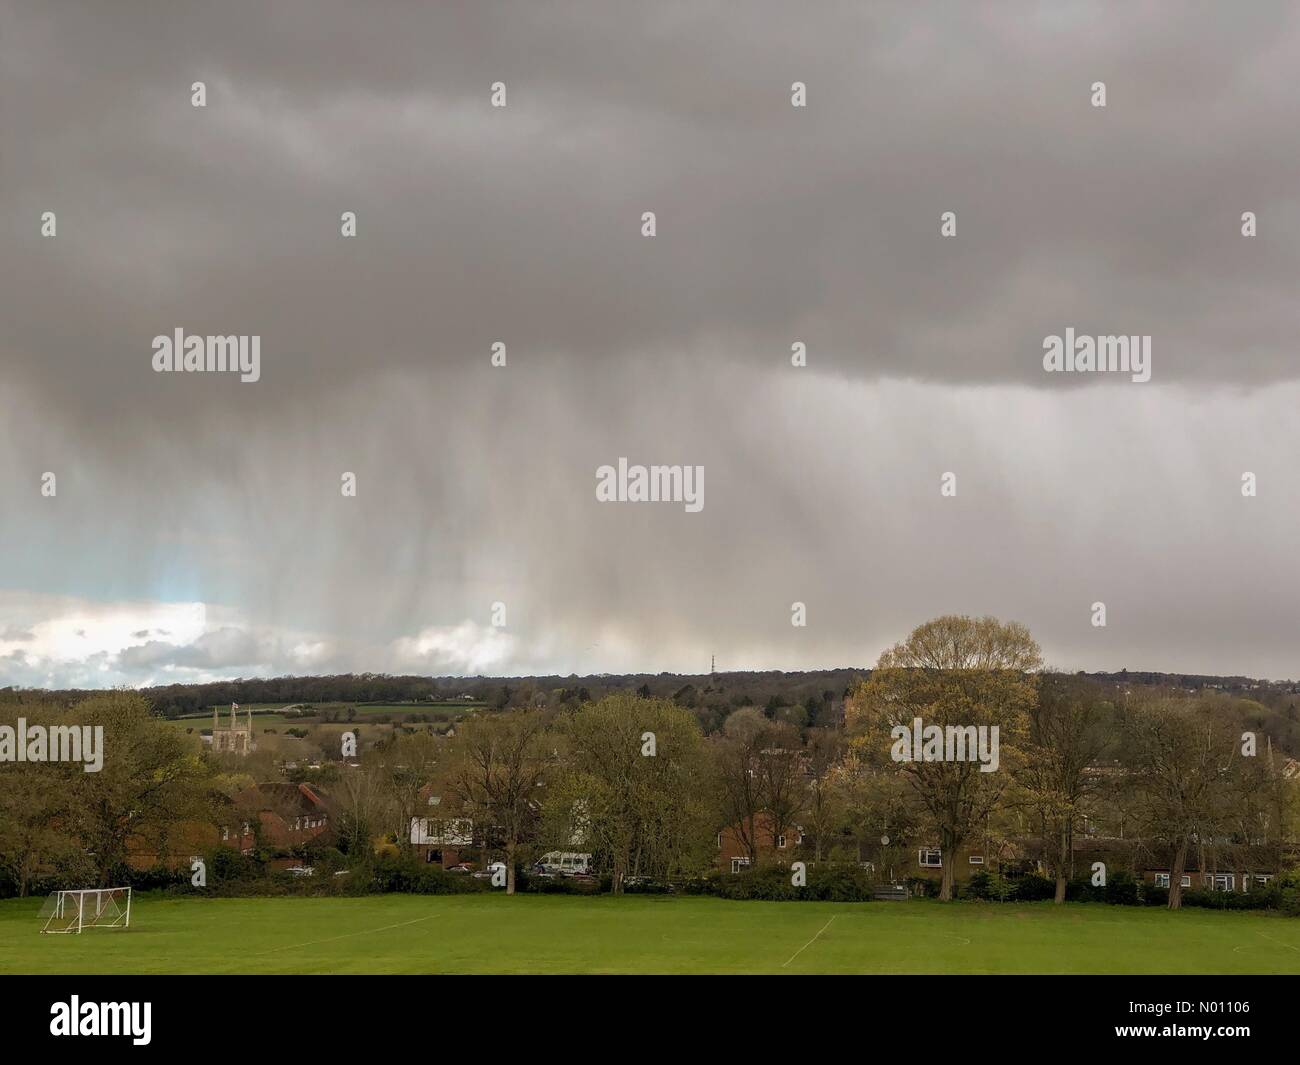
[2,894,1298,975]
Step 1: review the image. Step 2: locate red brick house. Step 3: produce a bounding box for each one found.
[905,837,1020,886]
[127,820,224,870]
[227,782,333,853]
[126,782,332,871]
[1137,842,1289,894]
[717,813,804,872]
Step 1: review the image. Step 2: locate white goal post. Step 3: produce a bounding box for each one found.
[38,887,132,934]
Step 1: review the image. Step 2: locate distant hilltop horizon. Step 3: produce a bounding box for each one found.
[4,666,1296,705]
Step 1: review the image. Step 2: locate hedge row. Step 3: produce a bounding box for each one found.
[682,864,879,901]
[962,868,1300,913]
[14,856,1299,914]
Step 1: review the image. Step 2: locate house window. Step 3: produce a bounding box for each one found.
[1254,875,1272,886]
[777,835,787,849]
[1207,874,1235,892]
[221,827,229,841]
[731,858,751,874]
[968,855,984,865]
[1154,873,1170,888]
[918,848,942,868]
[1181,875,1190,888]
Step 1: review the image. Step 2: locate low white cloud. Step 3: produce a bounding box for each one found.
[389,622,516,676]
[0,591,532,688]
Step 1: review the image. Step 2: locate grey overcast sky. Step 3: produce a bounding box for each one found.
[1,0,1298,688]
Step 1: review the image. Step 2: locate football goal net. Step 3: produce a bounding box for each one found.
[38,887,132,934]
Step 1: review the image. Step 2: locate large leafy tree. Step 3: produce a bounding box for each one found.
[828,747,919,875]
[69,692,212,886]
[376,731,442,852]
[1014,673,1111,903]
[713,728,765,867]
[0,702,92,895]
[1121,694,1242,909]
[548,693,711,892]
[847,615,1041,900]
[445,710,555,894]
[803,728,845,863]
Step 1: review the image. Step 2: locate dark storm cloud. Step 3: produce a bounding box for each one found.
[4,0,1299,420]
[1,2,1298,684]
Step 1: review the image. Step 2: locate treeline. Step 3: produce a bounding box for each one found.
[3,617,1299,913]
[7,664,1299,748]
[235,623,1300,911]
[0,695,209,897]
[0,669,866,731]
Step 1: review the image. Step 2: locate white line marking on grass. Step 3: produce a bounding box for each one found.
[252,914,440,956]
[782,915,836,969]
[1256,931,1300,953]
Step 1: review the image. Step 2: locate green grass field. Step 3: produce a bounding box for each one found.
[3,894,1299,975]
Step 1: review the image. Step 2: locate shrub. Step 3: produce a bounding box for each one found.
[803,865,877,901]
[308,846,347,874]
[1180,887,1279,911]
[1013,873,1057,902]
[1275,867,1300,914]
[699,863,877,902]
[1104,871,1141,906]
[206,847,265,884]
[1065,876,1102,903]
[621,877,674,895]
[125,864,190,891]
[966,870,1015,901]
[1143,884,1170,907]
[527,874,599,894]
[703,866,799,901]
[370,854,487,895]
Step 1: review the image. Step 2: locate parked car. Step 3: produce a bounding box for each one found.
[534,851,594,877]
[472,861,506,880]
